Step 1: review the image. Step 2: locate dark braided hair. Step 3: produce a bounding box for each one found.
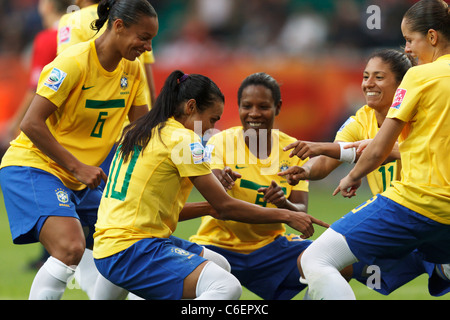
[91,0,157,33]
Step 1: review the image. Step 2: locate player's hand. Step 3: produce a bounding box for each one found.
[257,180,286,207]
[277,166,309,186]
[283,140,323,160]
[333,174,361,198]
[72,163,108,189]
[343,139,372,157]
[285,210,330,239]
[213,167,242,190]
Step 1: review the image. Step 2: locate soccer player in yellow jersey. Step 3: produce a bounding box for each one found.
[282,49,450,298]
[0,0,158,300]
[280,49,410,195]
[299,0,450,299]
[57,0,156,105]
[189,72,314,299]
[57,1,102,55]
[56,0,157,299]
[93,70,328,300]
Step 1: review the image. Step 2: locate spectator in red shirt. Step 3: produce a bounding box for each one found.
[2,0,74,147]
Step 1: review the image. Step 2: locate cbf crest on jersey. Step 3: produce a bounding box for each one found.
[120,76,128,90]
[171,247,194,259]
[279,159,290,173]
[44,68,67,92]
[55,188,70,207]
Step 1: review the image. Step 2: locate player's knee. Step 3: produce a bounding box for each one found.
[215,271,242,300]
[228,276,243,300]
[201,247,231,272]
[301,228,357,282]
[53,239,86,266]
[300,244,324,281]
[196,262,242,300]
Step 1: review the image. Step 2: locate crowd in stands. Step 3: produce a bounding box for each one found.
[0,0,415,65]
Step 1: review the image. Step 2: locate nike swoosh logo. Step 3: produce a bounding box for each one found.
[82,85,94,90]
[235,165,247,169]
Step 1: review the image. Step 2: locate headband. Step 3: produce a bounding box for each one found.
[177,74,189,84]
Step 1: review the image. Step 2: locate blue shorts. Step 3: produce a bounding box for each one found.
[352,249,450,297]
[332,195,450,270]
[94,236,206,300]
[0,166,102,247]
[204,235,312,300]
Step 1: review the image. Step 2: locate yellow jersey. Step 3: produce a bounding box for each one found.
[190,127,309,253]
[335,105,401,195]
[57,4,103,54]
[93,118,211,259]
[0,40,147,190]
[57,3,154,106]
[384,54,450,224]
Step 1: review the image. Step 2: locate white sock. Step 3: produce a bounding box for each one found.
[301,228,358,300]
[201,247,231,272]
[435,264,450,281]
[127,292,144,300]
[302,288,313,300]
[195,262,242,300]
[29,256,75,300]
[74,249,101,299]
[92,273,129,300]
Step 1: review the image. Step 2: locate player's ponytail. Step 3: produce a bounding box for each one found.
[91,0,157,33]
[91,0,116,32]
[119,70,224,162]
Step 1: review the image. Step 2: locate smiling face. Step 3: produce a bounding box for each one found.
[239,84,281,134]
[362,57,399,113]
[116,15,159,61]
[183,99,224,135]
[401,18,434,65]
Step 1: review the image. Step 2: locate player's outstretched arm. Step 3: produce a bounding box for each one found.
[190,173,329,238]
[278,156,342,185]
[283,140,341,160]
[334,118,405,198]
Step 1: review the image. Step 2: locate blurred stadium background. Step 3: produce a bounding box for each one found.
[0,0,416,143]
[0,0,448,300]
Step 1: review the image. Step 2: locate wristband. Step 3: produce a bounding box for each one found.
[338,142,356,163]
